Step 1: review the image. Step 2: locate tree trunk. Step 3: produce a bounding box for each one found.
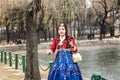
[48,27,51,41]
[52,18,55,38]
[44,29,47,41]
[99,27,103,40]
[110,26,114,37]
[6,26,10,43]
[73,20,76,38]
[24,2,41,80]
[77,20,81,38]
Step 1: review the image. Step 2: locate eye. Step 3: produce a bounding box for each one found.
[62,28,65,30]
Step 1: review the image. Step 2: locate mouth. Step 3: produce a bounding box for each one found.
[60,32,63,35]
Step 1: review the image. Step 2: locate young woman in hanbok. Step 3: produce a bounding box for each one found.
[47,23,83,80]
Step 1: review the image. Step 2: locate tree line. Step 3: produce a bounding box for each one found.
[0,0,120,44]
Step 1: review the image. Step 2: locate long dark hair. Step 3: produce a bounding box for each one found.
[56,23,68,37]
[57,23,72,48]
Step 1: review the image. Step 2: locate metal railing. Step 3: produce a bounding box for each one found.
[0,50,53,73]
[0,50,26,73]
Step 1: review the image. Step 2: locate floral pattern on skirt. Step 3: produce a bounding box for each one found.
[48,50,83,80]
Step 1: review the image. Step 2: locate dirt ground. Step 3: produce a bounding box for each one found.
[0,63,24,80]
[0,62,50,80]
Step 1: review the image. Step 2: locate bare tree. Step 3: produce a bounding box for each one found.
[92,0,117,40]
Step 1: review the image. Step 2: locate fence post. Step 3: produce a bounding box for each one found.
[9,52,12,67]
[22,55,26,73]
[15,54,18,69]
[49,61,53,68]
[1,51,3,62]
[91,72,101,80]
[4,51,7,64]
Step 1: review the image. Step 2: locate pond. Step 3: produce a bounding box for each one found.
[38,44,120,80]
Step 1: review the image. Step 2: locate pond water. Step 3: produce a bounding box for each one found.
[38,45,120,80]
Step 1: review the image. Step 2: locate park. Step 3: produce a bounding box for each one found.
[0,0,120,80]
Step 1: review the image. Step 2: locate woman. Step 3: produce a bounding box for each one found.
[47,23,83,80]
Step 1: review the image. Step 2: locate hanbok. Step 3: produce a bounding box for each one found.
[48,36,83,80]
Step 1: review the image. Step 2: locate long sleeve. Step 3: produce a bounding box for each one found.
[50,38,59,53]
[71,39,78,53]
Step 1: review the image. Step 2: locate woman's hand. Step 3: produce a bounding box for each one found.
[68,38,74,48]
[69,40,74,48]
[47,49,52,55]
[68,38,77,52]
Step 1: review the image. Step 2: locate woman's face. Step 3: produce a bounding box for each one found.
[58,25,66,36]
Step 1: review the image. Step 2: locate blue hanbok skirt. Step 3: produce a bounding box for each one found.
[48,50,83,80]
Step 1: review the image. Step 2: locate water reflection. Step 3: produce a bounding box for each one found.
[38,45,120,80]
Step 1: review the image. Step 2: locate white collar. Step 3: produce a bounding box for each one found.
[59,36,65,43]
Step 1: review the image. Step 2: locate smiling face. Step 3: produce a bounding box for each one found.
[57,23,68,37]
[58,25,66,37]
